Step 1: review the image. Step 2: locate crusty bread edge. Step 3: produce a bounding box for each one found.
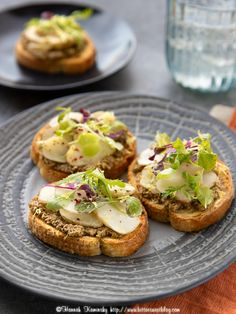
[15,33,96,74]
[28,207,149,257]
[128,159,235,232]
[31,125,136,182]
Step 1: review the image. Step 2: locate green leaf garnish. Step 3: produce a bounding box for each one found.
[45,169,141,216]
[46,201,61,212]
[104,137,123,151]
[198,151,217,171]
[162,187,179,199]
[196,186,213,208]
[71,9,93,20]
[55,106,71,122]
[157,168,176,179]
[172,138,186,153]
[25,10,93,47]
[77,133,101,157]
[75,202,96,213]
[155,132,171,147]
[125,197,142,217]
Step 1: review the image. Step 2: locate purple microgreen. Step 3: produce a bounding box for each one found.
[190,154,198,162]
[79,108,90,122]
[107,130,125,140]
[78,184,95,200]
[41,11,54,20]
[46,184,76,190]
[166,147,176,156]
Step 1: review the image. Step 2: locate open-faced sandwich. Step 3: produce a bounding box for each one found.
[28,169,148,256]
[15,10,96,74]
[128,132,234,232]
[31,107,136,182]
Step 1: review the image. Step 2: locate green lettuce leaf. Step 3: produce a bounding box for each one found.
[155,132,171,147]
[196,186,213,208]
[125,197,142,217]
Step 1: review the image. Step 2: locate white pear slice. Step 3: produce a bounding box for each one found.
[156,168,185,193]
[180,162,202,175]
[41,126,55,140]
[38,186,73,203]
[49,112,83,128]
[109,183,135,197]
[91,111,115,123]
[175,190,190,202]
[59,203,103,227]
[140,166,158,193]
[41,136,68,163]
[138,148,164,166]
[39,186,57,203]
[66,141,113,167]
[95,204,140,235]
[202,171,218,188]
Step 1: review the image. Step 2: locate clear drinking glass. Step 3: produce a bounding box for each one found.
[166,0,236,92]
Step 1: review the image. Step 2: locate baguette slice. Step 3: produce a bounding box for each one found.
[28,201,148,257]
[128,159,235,232]
[31,125,136,182]
[15,33,96,74]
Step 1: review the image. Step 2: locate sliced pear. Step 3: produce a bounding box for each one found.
[41,126,55,140]
[180,162,202,175]
[41,136,68,163]
[66,140,114,167]
[202,171,218,188]
[38,186,73,203]
[91,111,115,124]
[49,112,83,128]
[156,168,185,193]
[109,183,135,197]
[95,203,141,235]
[59,203,103,227]
[140,165,158,193]
[39,186,57,203]
[138,148,164,166]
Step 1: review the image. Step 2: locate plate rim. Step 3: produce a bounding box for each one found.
[0,91,235,305]
[0,1,137,91]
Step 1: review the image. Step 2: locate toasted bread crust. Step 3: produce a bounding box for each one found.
[15,33,96,74]
[31,125,136,182]
[28,207,148,257]
[128,159,235,232]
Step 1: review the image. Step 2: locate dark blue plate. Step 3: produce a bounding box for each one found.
[0,92,235,305]
[0,2,136,90]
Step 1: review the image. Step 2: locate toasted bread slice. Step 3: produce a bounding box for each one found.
[31,125,136,182]
[15,33,96,74]
[28,201,148,257]
[128,160,234,232]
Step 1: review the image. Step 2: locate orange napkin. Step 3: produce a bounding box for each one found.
[210,105,236,131]
[128,262,236,314]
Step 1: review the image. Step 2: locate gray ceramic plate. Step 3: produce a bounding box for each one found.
[0,92,235,305]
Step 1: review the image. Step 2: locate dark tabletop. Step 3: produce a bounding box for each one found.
[0,0,236,313]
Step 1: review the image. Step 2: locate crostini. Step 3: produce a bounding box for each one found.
[15,10,96,74]
[31,107,136,181]
[28,169,148,256]
[128,132,234,232]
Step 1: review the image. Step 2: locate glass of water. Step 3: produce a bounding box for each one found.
[166,0,236,92]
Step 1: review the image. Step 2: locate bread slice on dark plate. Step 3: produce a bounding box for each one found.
[15,11,96,74]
